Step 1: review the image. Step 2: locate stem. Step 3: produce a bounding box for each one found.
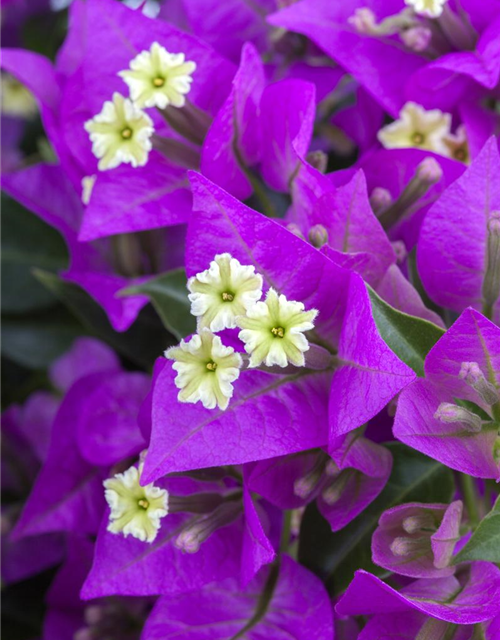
[279,510,292,554]
[460,474,480,528]
[233,141,276,218]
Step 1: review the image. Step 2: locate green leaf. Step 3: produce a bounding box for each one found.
[1,308,82,369]
[298,443,455,596]
[120,268,196,340]
[1,195,68,313]
[453,496,500,564]
[368,286,445,377]
[34,270,170,369]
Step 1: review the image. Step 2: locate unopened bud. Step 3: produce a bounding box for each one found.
[308,224,329,248]
[392,240,407,264]
[416,157,443,186]
[459,362,499,406]
[434,402,482,433]
[293,453,328,499]
[400,26,432,52]
[306,150,328,173]
[415,618,450,640]
[482,211,500,317]
[321,469,353,505]
[402,513,436,534]
[378,157,442,229]
[370,187,392,214]
[168,492,225,515]
[286,223,305,240]
[84,606,104,626]
[175,501,242,553]
[325,459,340,476]
[348,7,378,34]
[390,535,429,557]
[74,629,93,640]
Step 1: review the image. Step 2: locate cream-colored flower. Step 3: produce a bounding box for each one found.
[237,288,318,368]
[119,42,196,109]
[188,253,263,332]
[81,175,97,205]
[378,102,451,154]
[165,329,242,410]
[1,74,37,118]
[104,464,168,543]
[84,92,154,171]
[405,0,448,18]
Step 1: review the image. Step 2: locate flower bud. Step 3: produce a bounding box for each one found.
[348,8,378,34]
[306,150,328,173]
[416,157,443,186]
[400,26,432,52]
[434,402,482,433]
[392,240,407,264]
[390,535,429,557]
[415,619,451,640]
[459,361,499,406]
[482,211,500,318]
[293,453,328,499]
[175,501,242,553]
[369,187,392,214]
[321,469,353,505]
[308,224,329,248]
[402,512,437,534]
[286,223,305,240]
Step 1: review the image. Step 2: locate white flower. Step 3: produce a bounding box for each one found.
[378,102,451,154]
[104,465,168,543]
[165,329,242,410]
[405,0,448,18]
[119,42,196,109]
[81,175,96,205]
[237,288,318,368]
[1,74,37,118]
[84,92,154,171]
[442,125,470,164]
[188,254,263,332]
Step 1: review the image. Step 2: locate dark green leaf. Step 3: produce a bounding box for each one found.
[298,443,454,596]
[1,195,68,313]
[120,269,195,340]
[1,308,82,369]
[368,286,445,377]
[453,496,500,563]
[34,270,171,370]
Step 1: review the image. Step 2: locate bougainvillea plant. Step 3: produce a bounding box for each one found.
[2,0,500,638]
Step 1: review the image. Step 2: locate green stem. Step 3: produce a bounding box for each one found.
[460,474,480,528]
[482,301,493,321]
[233,142,276,218]
[279,510,292,554]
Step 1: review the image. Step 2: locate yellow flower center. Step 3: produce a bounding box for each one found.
[121,127,133,139]
[271,326,285,338]
[412,132,425,145]
[206,361,218,372]
[153,77,165,87]
[138,498,149,509]
[221,291,234,302]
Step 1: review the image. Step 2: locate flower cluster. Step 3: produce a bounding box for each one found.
[2,0,500,638]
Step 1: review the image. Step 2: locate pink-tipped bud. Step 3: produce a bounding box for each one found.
[416,157,443,186]
[402,513,436,534]
[392,240,407,264]
[390,536,428,557]
[488,210,500,237]
[325,459,340,476]
[400,26,432,52]
[174,501,242,554]
[370,187,393,214]
[308,224,329,248]
[348,7,378,34]
[74,629,94,640]
[84,606,105,626]
[483,211,500,316]
[286,223,305,240]
[434,402,482,433]
[306,150,328,173]
[459,362,499,406]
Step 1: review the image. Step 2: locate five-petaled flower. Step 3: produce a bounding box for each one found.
[166,329,242,410]
[237,288,318,368]
[84,92,154,170]
[188,253,263,332]
[119,42,196,109]
[104,464,168,543]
